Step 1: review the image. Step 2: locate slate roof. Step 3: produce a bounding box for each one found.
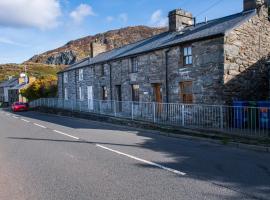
[61,10,256,73]
[0,77,18,88]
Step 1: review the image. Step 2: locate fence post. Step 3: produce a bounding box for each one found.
[220,105,224,129]
[153,102,156,123]
[131,102,134,120]
[181,104,185,126]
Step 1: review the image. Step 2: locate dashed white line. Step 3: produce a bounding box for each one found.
[53,130,80,140]
[12,116,18,119]
[96,144,186,176]
[33,123,47,129]
[21,119,30,123]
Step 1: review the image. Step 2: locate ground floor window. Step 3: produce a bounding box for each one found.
[64,88,68,100]
[131,84,140,102]
[179,81,193,104]
[102,86,108,100]
[79,87,83,101]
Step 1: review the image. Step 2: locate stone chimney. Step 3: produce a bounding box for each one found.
[168,9,193,32]
[90,41,107,58]
[243,0,266,11]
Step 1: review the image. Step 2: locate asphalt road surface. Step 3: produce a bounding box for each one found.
[0,110,270,200]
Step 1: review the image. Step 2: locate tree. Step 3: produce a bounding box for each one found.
[21,75,58,101]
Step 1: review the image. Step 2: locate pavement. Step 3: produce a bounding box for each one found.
[0,109,270,200]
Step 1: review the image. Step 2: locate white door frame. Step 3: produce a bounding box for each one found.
[87,86,94,110]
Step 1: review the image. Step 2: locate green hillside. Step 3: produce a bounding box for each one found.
[0,62,65,82]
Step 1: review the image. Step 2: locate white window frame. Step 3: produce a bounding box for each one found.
[183,46,193,66]
[64,88,68,100]
[79,87,83,101]
[79,69,84,81]
[64,72,68,83]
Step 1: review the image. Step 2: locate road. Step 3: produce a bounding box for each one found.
[0,110,269,200]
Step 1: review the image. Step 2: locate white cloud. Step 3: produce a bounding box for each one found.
[70,4,95,24]
[0,37,27,47]
[106,16,114,23]
[0,0,61,30]
[119,13,128,23]
[150,10,167,27]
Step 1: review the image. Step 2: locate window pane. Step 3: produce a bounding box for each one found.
[188,47,192,55]
[184,48,188,56]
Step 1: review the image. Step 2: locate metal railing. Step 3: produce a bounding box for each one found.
[30,98,270,138]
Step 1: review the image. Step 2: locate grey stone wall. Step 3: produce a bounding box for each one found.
[224,6,270,103]
[58,36,225,105]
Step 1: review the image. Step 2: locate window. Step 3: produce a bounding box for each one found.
[64,88,68,100]
[79,69,84,81]
[102,86,108,100]
[131,84,140,102]
[131,57,138,73]
[179,81,193,104]
[101,64,105,76]
[90,67,94,75]
[183,46,192,65]
[64,72,68,83]
[79,87,83,100]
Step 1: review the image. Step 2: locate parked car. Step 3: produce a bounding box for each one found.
[11,102,29,112]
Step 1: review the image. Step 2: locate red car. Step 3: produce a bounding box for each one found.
[12,102,29,112]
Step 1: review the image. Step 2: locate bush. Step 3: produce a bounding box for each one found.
[21,75,58,101]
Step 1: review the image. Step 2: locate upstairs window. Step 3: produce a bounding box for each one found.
[179,81,193,104]
[101,64,105,76]
[131,84,140,102]
[183,46,192,66]
[79,69,84,81]
[102,86,108,100]
[64,72,68,83]
[131,57,138,73]
[90,67,94,75]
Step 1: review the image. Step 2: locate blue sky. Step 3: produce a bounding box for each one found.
[0,0,243,64]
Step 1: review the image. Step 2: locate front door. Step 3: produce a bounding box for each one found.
[153,83,162,113]
[115,85,122,112]
[87,86,94,110]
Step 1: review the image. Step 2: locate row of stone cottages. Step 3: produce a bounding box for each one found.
[58,0,270,108]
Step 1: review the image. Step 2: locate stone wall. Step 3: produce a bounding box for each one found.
[224,6,270,103]
[58,36,225,105]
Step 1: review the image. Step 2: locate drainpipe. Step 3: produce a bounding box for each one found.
[109,64,113,101]
[165,50,170,103]
[75,70,77,101]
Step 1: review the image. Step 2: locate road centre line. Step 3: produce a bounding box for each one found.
[53,130,80,140]
[21,118,30,123]
[96,144,186,176]
[33,123,47,129]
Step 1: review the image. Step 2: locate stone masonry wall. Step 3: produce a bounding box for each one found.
[224,7,270,103]
[58,36,225,105]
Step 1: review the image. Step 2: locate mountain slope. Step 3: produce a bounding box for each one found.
[27,26,166,65]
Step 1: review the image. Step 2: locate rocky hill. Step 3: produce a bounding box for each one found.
[27,26,166,65]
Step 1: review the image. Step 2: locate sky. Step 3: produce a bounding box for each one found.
[0,0,244,64]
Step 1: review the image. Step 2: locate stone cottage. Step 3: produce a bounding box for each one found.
[58,0,270,106]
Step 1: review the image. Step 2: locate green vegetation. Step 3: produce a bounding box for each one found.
[21,75,58,101]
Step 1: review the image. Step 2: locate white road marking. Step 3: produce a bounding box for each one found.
[6,113,10,116]
[21,119,30,123]
[96,144,186,176]
[53,130,80,140]
[33,123,47,129]
[12,116,18,119]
